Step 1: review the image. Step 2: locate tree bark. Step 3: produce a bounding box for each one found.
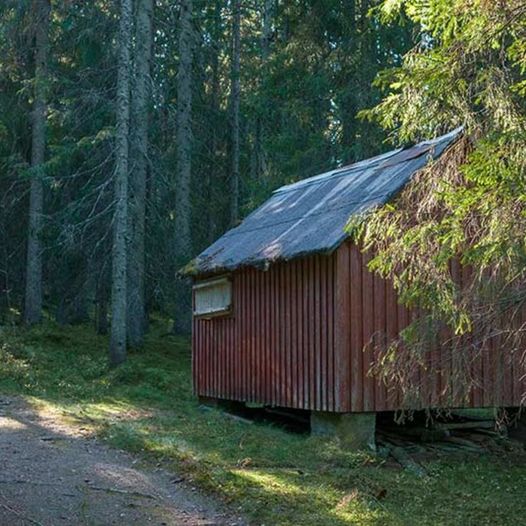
[251,0,272,184]
[127,0,153,347]
[229,0,241,227]
[96,279,109,335]
[110,0,133,366]
[95,258,110,335]
[206,0,222,243]
[24,0,50,325]
[172,0,194,334]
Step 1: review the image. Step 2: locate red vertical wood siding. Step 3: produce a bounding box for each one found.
[193,240,525,412]
[193,255,341,411]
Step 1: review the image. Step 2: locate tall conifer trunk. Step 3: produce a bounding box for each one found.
[172,0,194,334]
[24,0,50,325]
[110,0,133,366]
[251,0,272,184]
[206,0,222,243]
[128,0,154,347]
[229,0,241,227]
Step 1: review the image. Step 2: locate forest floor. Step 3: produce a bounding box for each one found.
[0,320,526,525]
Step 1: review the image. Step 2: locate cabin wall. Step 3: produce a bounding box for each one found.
[193,241,525,412]
[192,254,344,411]
[336,240,525,411]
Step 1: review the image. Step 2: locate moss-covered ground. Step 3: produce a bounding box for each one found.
[0,320,525,525]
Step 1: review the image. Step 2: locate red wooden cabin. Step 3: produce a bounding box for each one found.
[187,129,524,418]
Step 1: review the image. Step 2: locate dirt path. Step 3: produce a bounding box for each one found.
[0,397,244,526]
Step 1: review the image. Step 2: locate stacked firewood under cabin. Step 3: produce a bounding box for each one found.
[377,410,526,476]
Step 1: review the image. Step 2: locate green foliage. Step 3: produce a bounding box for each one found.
[0,0,417,323]
[354,0,526,402]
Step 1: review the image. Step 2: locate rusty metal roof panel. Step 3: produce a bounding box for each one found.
[189,128,462,276]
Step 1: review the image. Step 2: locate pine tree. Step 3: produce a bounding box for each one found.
[172,0,194,334]
[24,0,50,325]
[110,0,133,366]
[229,0,241,226]
[128,0,154,347]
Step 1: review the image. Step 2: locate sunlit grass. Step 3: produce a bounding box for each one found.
[0,320,525,525]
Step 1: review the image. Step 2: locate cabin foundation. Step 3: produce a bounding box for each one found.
[310,411,376,451]
[198,396,244,412]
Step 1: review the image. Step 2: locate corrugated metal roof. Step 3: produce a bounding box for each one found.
[188,128,463,276]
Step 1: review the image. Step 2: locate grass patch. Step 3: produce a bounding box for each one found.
[0,320,525,525]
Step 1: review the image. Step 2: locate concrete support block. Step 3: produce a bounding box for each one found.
[311,411,376,451]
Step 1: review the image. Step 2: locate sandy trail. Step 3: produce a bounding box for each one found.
[0,396,243,526]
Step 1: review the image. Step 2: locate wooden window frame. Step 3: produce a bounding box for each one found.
[193,275,232,318]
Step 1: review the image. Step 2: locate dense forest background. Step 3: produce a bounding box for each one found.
[0,0,414,360]
[2,0,524,380]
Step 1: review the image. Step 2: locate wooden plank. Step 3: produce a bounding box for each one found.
[263,269,270,405]
[228,309,234,400]
[350,243,363,411]
[278,263,285,406]
[236,270,247,400]
[291,261,299,409]
[385,279,399,410]
[251,272,258,402]
[362,249,375,411]
[327,255,335,412]
[482,329,492,407]
[208,319,213,397]
[269,266,276,406]
[241,270,248,401]
[495,314,511,406]
[218,317,223,398]
[430,326,440,408]
[335,244,351,412]
[252,268,258,402]
[239,271,245,400]
[314,256,324,411]
[302,259,310,409]
[282,263,289,407]
[396,299,410,409]
[194,317,199,396]
[411,307,422,410]
[203,319,209,397]
[194,317,198,395]
[373,270,387,411]
[296,261,304,409]
[319,256,328,411]
[285,261,293,408]
[308,257,317,410]
[204,320,209,397]
[450,260,459,406]
[254,269,261,403]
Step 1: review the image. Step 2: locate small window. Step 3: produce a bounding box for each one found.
[193,276,232,317]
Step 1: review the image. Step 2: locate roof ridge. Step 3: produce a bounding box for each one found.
[274,127,463,195]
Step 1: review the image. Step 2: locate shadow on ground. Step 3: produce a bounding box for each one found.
[0,396,242,526]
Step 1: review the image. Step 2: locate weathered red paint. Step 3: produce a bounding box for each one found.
[192,240,525,412]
